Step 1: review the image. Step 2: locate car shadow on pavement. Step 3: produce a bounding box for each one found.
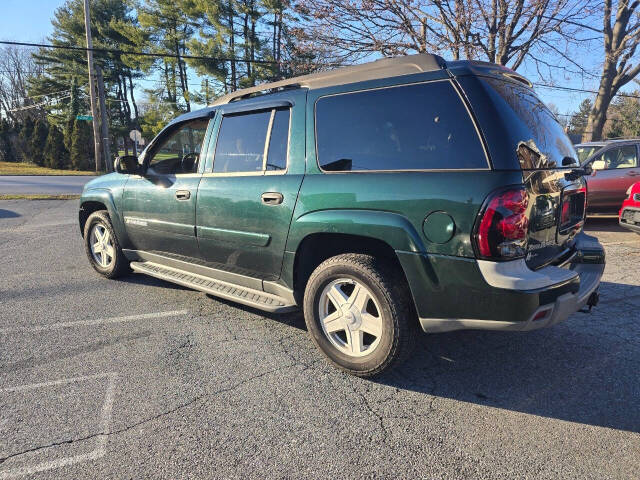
[0,208,20,219]
[374,280,640,434]
[205,294,307,331]
[584,216,625,233]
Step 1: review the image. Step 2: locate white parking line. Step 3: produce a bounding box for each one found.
[0,310,188,335]
[0,372,117,479]
[0,372,113,393]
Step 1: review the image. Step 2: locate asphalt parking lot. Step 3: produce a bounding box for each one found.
[0,200,638,479]
[0,176,96,195]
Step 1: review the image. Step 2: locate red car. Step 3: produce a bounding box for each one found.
[619,182,640,234]
[575,140,640,214]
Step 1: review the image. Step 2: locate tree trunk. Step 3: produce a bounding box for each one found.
[584,67,617,141]
[243,9,251,81]
[228,2,237,91]
[127,74,139,124]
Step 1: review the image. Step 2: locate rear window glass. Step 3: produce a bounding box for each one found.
[483,78,576,169]
[575,145,602,164]
[315,81,487,171]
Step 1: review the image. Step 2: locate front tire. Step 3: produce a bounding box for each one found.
[303,253,417,377]
[83,210,129,279]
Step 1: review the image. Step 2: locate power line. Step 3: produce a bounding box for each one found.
[533,82,640,100]
[7,93,71,112]
[0,40,279,65]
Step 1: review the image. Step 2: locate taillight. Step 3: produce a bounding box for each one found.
[474,187,529,260]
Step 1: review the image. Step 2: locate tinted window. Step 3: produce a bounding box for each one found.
[214,110,271,173]
[483,78,575,169]
[315,81,486,171]
[266,109,290,171]
[148,119,209,174]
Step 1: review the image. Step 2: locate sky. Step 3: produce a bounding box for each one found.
[0,0,629,120]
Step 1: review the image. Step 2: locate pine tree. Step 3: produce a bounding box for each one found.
[605,92,640,139]
[43,126,68,170]
[17,117,35,162]
[567,99,594,138]
[30,119,49,166]
[70,119,94,170]
[65,77,81,152]
[0,119,16,162]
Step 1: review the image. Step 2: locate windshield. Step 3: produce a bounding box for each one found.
[483,77,577,169]
[575,145,603,164]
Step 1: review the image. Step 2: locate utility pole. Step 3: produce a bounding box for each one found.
[83,0,102,172]
[96,66,111,171]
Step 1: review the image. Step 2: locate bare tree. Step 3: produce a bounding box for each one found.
[294,0,597,73]
[0,46,45,123]
[585,0,640,141]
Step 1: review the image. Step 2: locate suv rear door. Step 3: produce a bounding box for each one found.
[195,92,305,281]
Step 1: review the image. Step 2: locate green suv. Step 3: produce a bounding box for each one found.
[79,54,605,377]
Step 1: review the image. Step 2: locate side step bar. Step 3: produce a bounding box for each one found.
[130,261,297,313]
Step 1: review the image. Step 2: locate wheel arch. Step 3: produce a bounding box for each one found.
[79,189,124,240]
[286,209,425,307]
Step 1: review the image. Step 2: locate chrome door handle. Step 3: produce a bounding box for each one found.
[175,190,191,200]
[627,171,639,176]
[261,192,284,205]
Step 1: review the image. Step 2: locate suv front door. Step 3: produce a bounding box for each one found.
[586,144,640,211]
[122,117,212,259]
[195,95,304,281]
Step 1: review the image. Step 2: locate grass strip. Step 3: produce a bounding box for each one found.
[0,161,100,176]
[0,194,80,200]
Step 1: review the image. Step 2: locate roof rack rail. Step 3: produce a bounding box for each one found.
[211,53,445,106]
[228,83,302,103]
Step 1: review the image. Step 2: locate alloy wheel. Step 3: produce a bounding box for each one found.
[319,278,383,357]
[89,223,115,268]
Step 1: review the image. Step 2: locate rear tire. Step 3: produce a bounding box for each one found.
[83,210,129,279]
[303,253,417,377]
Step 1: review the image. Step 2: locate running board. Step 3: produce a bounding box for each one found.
[130,261,297,313]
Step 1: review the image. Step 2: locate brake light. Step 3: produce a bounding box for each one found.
[474,187,529,259]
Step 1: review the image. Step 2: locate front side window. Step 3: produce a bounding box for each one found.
[315,81,487,172]
[595,145,638,170]
[148,119,209,174]
[213,108,290,174]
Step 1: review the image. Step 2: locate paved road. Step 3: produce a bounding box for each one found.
[0,176,96,195]
[0,200,638,479]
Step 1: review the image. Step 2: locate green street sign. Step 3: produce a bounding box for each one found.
[76,115,93,121]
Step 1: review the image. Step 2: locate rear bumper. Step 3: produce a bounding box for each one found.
[620,206,640,233]
[397,233,605,333]
[419,262,603,332]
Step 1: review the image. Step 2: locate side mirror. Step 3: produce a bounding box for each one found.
[114,155,140,174]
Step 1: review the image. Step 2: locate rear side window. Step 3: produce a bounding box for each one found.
[266,109,290,171]
[315,81,486,171]
[213,108,290,173]
[214,110,271,173]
